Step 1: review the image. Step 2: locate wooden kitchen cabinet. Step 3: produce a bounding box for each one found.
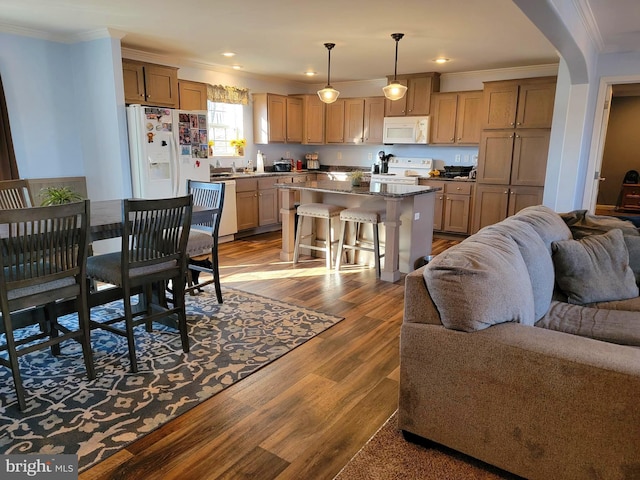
[481,77,556,130]
[476,129,550,186]
[235,178,259,231]
[325,100,345,143]
[344,98,365,144]
[235,177,281,231]
[122,59,179,108]
[286,96,303,143]
[384,72,440,117]
[363,97,385,144]
[295,94,325,144]
[325,97,384,144]
[430,91,483,145]
[178,80,208,110]
[422,180,473,234]
[253,93,302,144]
[471,184,543,233]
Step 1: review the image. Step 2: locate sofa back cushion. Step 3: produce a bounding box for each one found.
[424,230,535,332]
[552,228,639,304]
[510,205,572,251]
[482,219,554,320]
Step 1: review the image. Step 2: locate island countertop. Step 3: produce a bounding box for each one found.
[274,180,441,198]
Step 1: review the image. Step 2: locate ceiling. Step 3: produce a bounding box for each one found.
[0,0,636,84]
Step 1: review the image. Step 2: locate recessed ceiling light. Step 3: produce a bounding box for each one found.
[222,52,236,57]
[434,57,450,64]
[232,65,242,70]
[304,71,317,76]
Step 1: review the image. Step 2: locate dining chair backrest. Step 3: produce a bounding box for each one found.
[121,196,193,273]
[0,179,32,210]
[0,200,89,312]
[187,180,225,235]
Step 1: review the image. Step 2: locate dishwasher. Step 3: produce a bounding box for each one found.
[218,179,238,242]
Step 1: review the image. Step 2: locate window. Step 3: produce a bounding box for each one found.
[207,101,244,157]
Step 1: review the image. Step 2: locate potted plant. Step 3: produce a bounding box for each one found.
[40,186,83,206]
[349,170,364,186]
[230,138,246,157]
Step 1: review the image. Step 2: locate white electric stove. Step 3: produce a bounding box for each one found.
[370,157,433,185]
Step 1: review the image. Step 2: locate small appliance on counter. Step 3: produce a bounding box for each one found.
[441,165,473,178]
[273,159,292,172]
[305,153,320,170]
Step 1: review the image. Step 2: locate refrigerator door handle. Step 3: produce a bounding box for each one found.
[168,133,180,197]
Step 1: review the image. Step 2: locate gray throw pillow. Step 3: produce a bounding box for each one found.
[424,231,535,332]
[510,205,572,251]
[552,228,639,305]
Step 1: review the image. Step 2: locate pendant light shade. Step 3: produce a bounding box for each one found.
[383,33,408,101]
[318,43,340,104]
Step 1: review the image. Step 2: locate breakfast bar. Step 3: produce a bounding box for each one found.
[276,180,440,282]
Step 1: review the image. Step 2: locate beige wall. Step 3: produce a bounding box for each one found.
[597,96,640,206]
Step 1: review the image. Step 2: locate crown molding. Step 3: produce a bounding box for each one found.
[572,0,604,52]
[441,63,560,81]
[0,24,127,44]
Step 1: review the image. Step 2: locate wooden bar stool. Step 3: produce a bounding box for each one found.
[336,207,385,277]
[294,203,345,269]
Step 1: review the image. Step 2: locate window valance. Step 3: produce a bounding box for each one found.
[207,84,249,105]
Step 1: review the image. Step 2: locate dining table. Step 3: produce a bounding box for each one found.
[275,180,440,282]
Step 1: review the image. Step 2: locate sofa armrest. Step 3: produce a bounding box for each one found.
[404,266,442,326]
[399,322,640,480]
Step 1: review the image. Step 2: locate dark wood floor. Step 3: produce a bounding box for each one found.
[79,232,460,480]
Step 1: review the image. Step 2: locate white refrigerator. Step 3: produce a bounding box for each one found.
[127,104,211,199]
[125,104,238,241]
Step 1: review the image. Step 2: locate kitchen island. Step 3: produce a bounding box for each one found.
[276,180,440,282]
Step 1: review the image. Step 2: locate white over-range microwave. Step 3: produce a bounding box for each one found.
[382,116,430,144]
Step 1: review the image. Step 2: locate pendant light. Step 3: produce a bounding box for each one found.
[383,33,408,101]
[317,43,340,104]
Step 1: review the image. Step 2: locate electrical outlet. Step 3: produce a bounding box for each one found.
[337,152,342,160]
[285,151,290,158]
[455,154,461,163]
[464,154,470,163]
[368,153,373,161]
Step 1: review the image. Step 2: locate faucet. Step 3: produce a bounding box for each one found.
[231,161,236,173]
[215,158,221,168]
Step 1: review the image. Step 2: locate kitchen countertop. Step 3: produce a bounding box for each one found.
[210,170,313,180]
[275,180,441,198]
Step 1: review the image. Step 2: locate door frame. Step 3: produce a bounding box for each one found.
[584,75,640,210]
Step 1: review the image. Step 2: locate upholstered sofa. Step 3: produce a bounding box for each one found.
[399,205,640,480]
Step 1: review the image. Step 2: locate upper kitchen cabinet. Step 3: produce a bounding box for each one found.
[294,94,325,145]
[363,97,385,144]
[430,91,483,145]
[325,97,384,144]
[384,72,440,117]
[253,93,302,144]
[178,80,208,110]
[481,77,557,130]
[122,60,179,108]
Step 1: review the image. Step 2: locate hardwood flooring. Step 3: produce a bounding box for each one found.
[79,233,460,480]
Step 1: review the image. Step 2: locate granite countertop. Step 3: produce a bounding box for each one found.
[275,179,441,198]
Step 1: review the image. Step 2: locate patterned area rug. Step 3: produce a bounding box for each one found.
[0,287,343,471]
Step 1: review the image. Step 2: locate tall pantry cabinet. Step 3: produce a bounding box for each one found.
[471,76,556,233]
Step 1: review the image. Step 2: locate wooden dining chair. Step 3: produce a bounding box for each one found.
[86,195,193,373]
[184,180,225,303]
[0,179,32,209]
[0,200,94,411]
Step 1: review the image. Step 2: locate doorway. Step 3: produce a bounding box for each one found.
[595,84,640,216]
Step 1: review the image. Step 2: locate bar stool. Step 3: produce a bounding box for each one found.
[294,203,345,269]
[336,207,386,277]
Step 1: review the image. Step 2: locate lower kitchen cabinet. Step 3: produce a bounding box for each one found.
[471,184,543,233]
[258,177,279,226]
[236,178,259,231]
[422,180,473,234]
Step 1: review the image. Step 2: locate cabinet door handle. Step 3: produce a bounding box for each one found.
[450,137,455,141]
[456,187,461,190]
[516,122,521,126]
[515,134,520,138]
[504,190,509,194]
[509,134,514,138]
[510,191,515,195]
[457,137,461,141]
[510,122,515,126]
